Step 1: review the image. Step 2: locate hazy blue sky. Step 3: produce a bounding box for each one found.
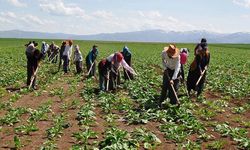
[0,0,250,34]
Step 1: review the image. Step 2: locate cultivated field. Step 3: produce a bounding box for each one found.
[0,38,249,150]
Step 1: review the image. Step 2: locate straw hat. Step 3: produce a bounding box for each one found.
[164,44,179,58]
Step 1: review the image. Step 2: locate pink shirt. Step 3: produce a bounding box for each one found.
[180,52,188,65]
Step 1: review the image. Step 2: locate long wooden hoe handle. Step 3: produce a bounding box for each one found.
[87,62,95,76]
[170,83,180,105]
[124,69,131,81]
[29,66,39,89]
[196,69,207,86]
[106,71,110,91]
[49,53,59,63]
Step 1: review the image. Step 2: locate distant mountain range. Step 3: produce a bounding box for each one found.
[0,29,250,43]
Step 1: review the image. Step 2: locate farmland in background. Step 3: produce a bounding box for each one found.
[0,38,249,149]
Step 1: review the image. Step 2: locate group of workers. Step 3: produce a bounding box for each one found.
[159,38,210,106]
[24,38,210,106]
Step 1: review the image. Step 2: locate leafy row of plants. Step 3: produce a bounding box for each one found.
[215,123,250,149]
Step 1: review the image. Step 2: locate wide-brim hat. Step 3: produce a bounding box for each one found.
[164,44,179,58]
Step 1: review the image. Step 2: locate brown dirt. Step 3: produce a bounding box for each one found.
[1,68,249,150]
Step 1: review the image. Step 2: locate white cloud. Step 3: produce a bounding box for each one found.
[0,11,55,28]
[138,11,162,18]
[0,8,225,35]
[92,11,114,19]
[0,16,13,24]
[241,14,250,18]
[39,0,91,19]
[74,10,200,34]
[6,0,27,7]
[21,15,45,25]
[0,11,17,18]
[233,0,250,8]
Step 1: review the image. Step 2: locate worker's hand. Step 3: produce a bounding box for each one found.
[170,80,174,85]
[201,70,205,75]
[105,75,109,80]
[204,66,208,70]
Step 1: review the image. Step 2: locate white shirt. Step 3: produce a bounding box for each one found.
[63,45,72,59]
[74,50,83,62]
[162,50,180,80]
[107,54,137,75]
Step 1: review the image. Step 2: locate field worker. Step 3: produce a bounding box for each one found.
[73,45,83,74]
[41,41,49,59]
[25,41,43,89]
[29,49,43,89]
[159,44,181,106]
[194,38,208,56]
[49,42,60,63]
[121,46,134,80]
[86,45,98,78]
[58,41,67,71]
[26,41,38,86]
[187,43,210,97]
[179,48,189,82]
[62,40,73,74]
[98,52,137,91]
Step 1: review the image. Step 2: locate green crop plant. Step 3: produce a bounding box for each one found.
[46,113,69,140]
[15,122,39,135]
[131,127,161,149]
[14,136,22,149]
[76,103,96,126]
[159,122,188,143]
[0,107,28,126]
[40,140,57,150]
[181,140,201,150]
[28,103,51,122]
[99,127,138,150]
[72,127,98,148]
[206,140,226,150]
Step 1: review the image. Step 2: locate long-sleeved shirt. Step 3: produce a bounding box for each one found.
[107,53,136,75]
[74,50,83,62]
[86,49,98,64]
[63,45,72,59]
[196,51,210,72]
[41,43,49,54]
[161,50,180,80]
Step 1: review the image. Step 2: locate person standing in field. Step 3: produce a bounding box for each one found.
[187,42,210,97]
[30,49,43,89]
[25,41,43,89]
[41,41,49,60]
[179,48,189,82]
[62,40,73,74]
[73,45,83,74]
[58,41,66,71]
[159,44,181,106]
[121,46,134,80]
[86,45,98,78]
[98,52,137,91]
[26,41,38,87]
